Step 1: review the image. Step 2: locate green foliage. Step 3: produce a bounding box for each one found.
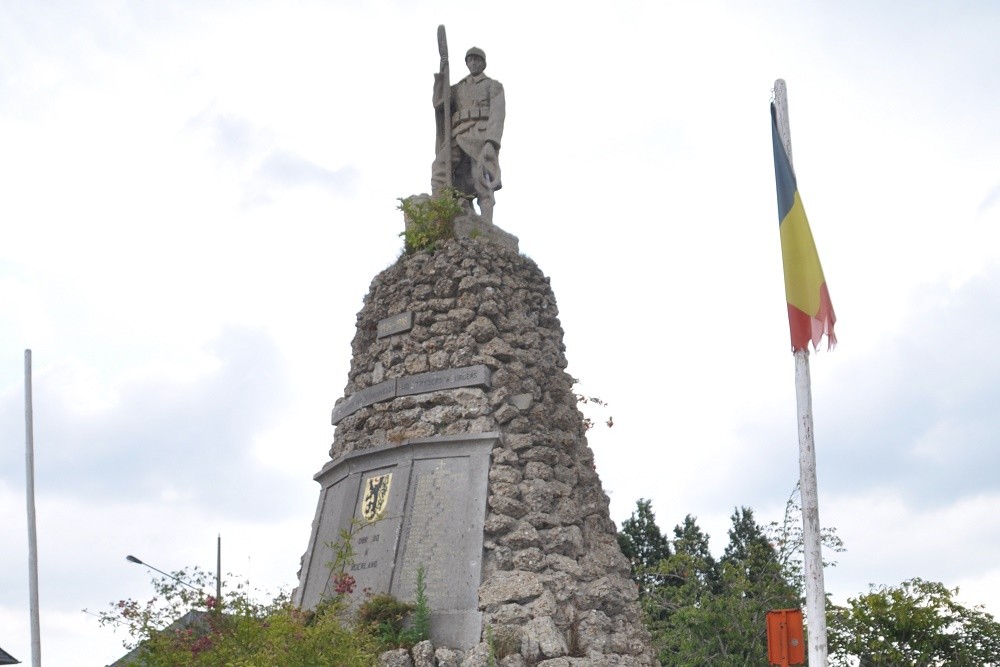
[721,507,792,593]
[672,514,720,593]
[617,499,671,598]
[354,565,431,650]
[626,505,802,666]
[93,569,380,667]
[94,532,432,664]
[623,490,995,667]
[409,565,431,643]
[486,624,497,667]
[766,483,845,592]
[398,189,464,254]
[828,577,1000,666]
[356,593,416,649]
[323,524,360,598]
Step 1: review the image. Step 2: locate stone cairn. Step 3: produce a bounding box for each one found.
[324,234,657,666]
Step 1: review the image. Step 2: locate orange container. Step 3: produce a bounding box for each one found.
[766,608,805,666]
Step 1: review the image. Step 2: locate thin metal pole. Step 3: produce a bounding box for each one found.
[25,349,42,667]
[216,534,222,606]
[795,349,828,665]
[774,79,829,666]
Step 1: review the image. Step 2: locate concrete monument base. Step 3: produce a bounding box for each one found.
[296,236,657,665]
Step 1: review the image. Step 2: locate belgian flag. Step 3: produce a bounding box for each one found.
[771,103,837,352]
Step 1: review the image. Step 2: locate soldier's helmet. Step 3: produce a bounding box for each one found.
[465,47,486,62]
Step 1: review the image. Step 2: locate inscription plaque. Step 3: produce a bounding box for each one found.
[345,467,405,597]
[331,378,397,425]
[377,311,414,338]
[397,364,492,396]
[330,365,492,424]
[295,433,497,649]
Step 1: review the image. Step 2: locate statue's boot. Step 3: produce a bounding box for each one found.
[478,197,494,223]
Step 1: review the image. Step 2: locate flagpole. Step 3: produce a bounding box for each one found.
[773,79,828,666]
[25,349,43,667]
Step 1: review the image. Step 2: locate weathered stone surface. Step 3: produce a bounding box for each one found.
[493,402,520,424]
[575,610,612,655]
[580,543,632,580]
[521,616,568,661]
[489,465,522,485]
[484,513,516,535]
[508,392,533,410]
[579,576,639,616]
[301,237,655,665]
[379,648,413,667]
[460,642,491,667]
[527,589,558,619]
[488,495,528,518]
[511,547,545,571]
[412,640,435,667]
[499,522,540,549]
[490,603,530,625]
[435,647,462,667]
[538,525,585,557]
[479,570,544,606]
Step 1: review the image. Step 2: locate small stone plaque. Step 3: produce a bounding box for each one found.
[377,311,414,338]
[397,364,492,396]
[331,379,397,425]
[345,468,406,599]
[295,433,497,649]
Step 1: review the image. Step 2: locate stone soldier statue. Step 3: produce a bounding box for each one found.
[432,42,505,222]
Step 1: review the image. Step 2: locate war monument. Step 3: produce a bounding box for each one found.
[294,27,657,666]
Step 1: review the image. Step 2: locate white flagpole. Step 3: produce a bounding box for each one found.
[773,79,829,666]
[25,349,43,667]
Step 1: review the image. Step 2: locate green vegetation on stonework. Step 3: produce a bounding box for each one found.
[356,593,415,649]
[398,188,464,254]
[486,624,497,667]
[94,528,432,664]
[91,566,381,667]
[354,565,429,651]
[409,565,431,643]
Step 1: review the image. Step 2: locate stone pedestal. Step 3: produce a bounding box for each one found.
[296,236,656,664]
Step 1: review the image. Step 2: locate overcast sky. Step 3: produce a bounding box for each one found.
[2,1,999,664]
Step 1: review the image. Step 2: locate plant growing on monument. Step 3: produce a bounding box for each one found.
[323,522,361,602]
[398,188,464,254]
[356,593,416,649]
[355,564,431,650]
[91,567,381,666]
[575,392,614,431]
[409,564,431,643]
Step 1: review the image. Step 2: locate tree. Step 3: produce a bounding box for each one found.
[642,507,801,667]
[669,514,720,594]
[95,566,382,666]
[617,498,671,598]
[722,507,794,594]
[829,577,1000,666]
[767,483,845,593]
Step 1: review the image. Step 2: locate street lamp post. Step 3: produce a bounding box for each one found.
[125,555,204,594]
[126,537,223,607]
